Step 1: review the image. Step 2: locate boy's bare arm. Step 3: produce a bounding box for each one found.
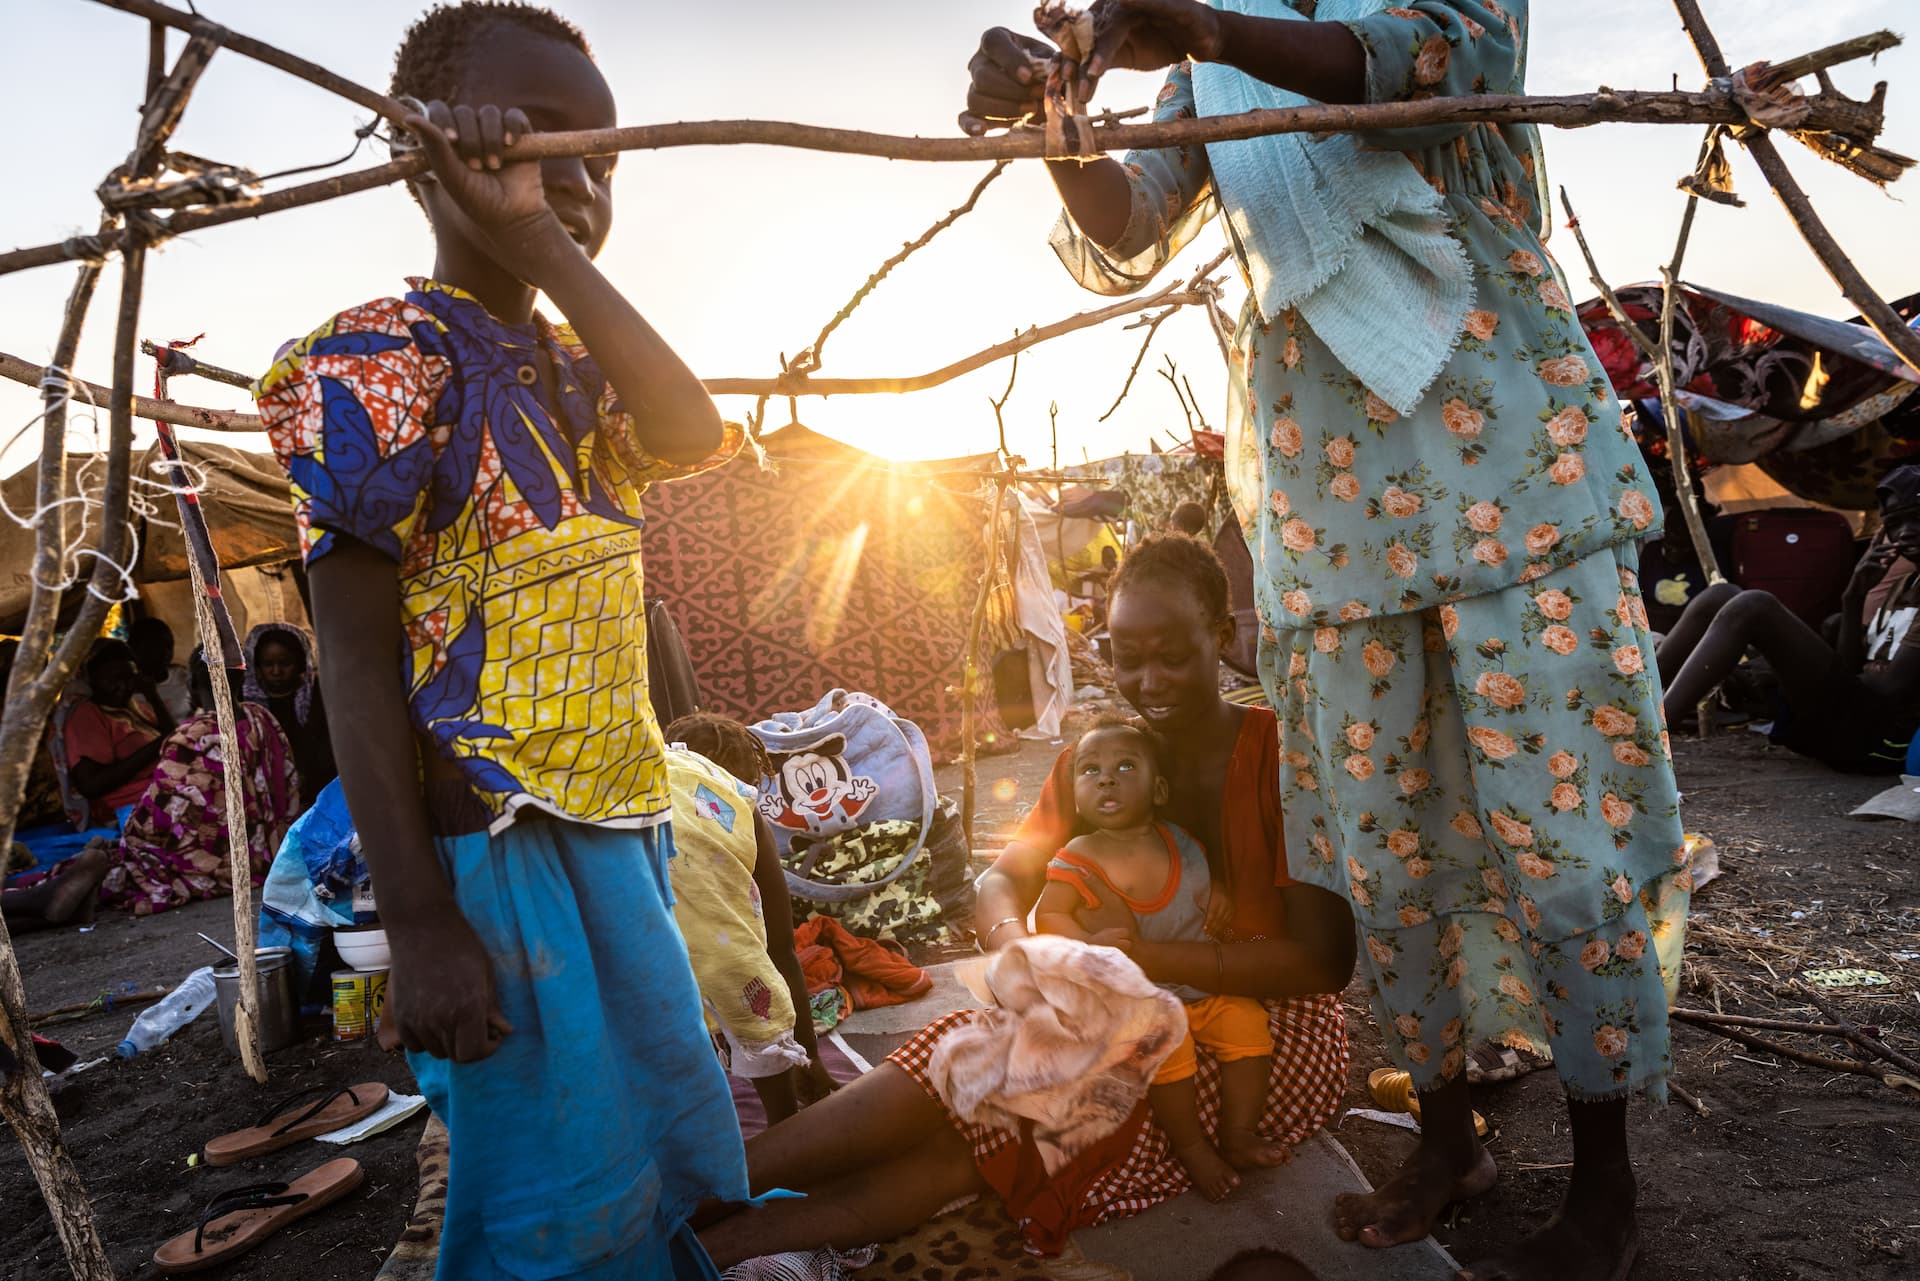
[309,538,511,1063]
[401,104,722,467]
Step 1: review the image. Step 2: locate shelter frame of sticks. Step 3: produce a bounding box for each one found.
[1,1,1916,1276]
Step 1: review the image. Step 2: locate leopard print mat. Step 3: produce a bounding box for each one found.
[854,1196,1131,1281]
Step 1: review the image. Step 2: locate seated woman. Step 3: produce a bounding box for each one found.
[1658,464,1920,771]
[64,639,175,826]
[699,535,1356,1268]
[244,623,337,811]
[103,650,301,916]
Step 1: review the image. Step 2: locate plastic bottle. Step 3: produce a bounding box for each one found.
[117,967,217,1058]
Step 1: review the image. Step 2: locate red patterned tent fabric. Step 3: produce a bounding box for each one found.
[642,424,1008,755]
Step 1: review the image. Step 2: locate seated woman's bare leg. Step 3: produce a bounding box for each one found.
[744,1061,961,1194]
[702,1103,987,1268]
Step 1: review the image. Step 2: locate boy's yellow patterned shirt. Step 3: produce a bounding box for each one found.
[255,279,740,832]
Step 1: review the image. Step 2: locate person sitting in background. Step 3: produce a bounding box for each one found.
[64,639,174,825]
[104,648,299,916]
[0,640,71,831]
[667,711,836,1122]
[130,616,194,721]
[1657,463,1920,771]
[244,623,336,811]
[1168,500,1209,538]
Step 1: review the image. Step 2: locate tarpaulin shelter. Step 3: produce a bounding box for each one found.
[642,424,1068,754]
[1579,284,1920,511]
[0,442,306,637]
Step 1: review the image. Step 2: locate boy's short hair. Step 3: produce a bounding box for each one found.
[1108,532,1232,629]
[391,2,592,103]
[1076,713,1168,778]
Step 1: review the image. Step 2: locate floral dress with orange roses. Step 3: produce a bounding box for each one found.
[1053,0,1689,1100]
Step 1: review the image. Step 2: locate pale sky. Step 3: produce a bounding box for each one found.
[1,0,1914,475]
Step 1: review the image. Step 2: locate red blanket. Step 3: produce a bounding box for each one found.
[794,916,932,1011]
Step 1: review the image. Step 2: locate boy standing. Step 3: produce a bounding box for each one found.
[256,6,746,1277]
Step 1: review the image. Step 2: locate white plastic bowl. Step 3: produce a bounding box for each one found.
[334,927,390,972]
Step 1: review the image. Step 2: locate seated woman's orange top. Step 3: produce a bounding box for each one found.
[1014,706,1292,942]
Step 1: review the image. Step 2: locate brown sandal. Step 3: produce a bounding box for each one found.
[153,1157,364,1273]
[203,1083,390,1167]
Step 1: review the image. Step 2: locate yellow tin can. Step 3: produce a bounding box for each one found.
[331,968,387,1042]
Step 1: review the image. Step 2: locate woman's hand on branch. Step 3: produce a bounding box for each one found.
[1083,0,1226,87]
[960,27,1054,136]
[402,99,575,284]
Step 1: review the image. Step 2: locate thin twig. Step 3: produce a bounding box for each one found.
[1557,187,1662,366]
[138,340,253,390]
[1099,308,1177,422]
[1652,136,1727,585]
[1792,983,1920,1079]
[1679,1016,1889,1078]
[1673,1008,1847,1037]
[89,0,408,120]
[1764,31,1904,86]
[794,162,1009,375]
[1669,1080,1712,1117]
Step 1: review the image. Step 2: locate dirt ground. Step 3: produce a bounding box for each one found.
[4,726,1918,1280]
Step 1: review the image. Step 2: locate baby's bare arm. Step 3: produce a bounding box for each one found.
[1035,878,1094,939]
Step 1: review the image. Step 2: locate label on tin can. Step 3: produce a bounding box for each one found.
[365,969,389,1037]
[332,969,372,1041]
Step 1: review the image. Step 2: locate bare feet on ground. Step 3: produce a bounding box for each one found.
[1457,1183,1639,1281]
[1175,1139,1243,1201]
[1332,1138,1497,1248]
[1219,1128,1290,1171]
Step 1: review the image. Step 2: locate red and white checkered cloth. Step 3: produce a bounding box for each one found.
[889,993,1349,1227]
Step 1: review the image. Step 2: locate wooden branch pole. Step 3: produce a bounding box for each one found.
[1,21,1902,279]
[1653,149,1727,587]
[961,476,1014,854]
[0,254,128,1281]
[195,570,267,1083]
[1669,0,1920,378]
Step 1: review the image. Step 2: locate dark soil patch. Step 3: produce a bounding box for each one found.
[3,897,423,1281]
[1337,730,1920,1280]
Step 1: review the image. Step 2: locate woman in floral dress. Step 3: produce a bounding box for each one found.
[104,652,299,917]
[964,2,1688,1278]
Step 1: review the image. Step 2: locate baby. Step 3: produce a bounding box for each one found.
[1034,718,1283,1200]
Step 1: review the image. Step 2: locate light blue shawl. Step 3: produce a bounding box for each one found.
[1192,0,1474,414]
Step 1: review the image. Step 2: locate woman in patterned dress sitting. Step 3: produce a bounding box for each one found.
[699,536,1355,1268]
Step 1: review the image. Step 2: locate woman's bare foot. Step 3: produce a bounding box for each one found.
[1219,1127,1291,1171]
[1458,1192,1639,1281]
[44,844,112,924]
[1332,1137,1498,1248]
[1175,1139,1243,1201]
